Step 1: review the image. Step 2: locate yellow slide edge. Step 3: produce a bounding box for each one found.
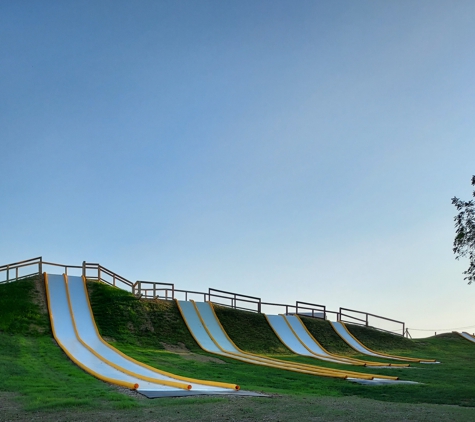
[44,273,138,390]
[203,302,397,380]
[64,275,191,390]
[336,321,435,363]
[292,315,409,367]
[187,301,350,379]
[82,277,237,391]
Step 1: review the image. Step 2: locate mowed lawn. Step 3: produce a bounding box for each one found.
[1,278,475,421]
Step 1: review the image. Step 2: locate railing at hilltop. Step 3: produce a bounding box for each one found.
[133,282,328,318]
[0,257,134,292]
[338,307,405,337]
[0,257,405,336]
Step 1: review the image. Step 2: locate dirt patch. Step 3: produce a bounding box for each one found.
[139,306,155,333]
[161,342,226,364]
[0,392,22,413]
[32,276,48,314]
[109,384,146,400]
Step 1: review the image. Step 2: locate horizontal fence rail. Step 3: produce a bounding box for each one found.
[339,307,405,336]
[209,288,262,313]
[0,257,43,283]
[295,301,327,319]
[83,262,133,291]
[1,257,406,336]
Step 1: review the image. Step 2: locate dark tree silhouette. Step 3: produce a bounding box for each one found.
[452,175,475,284]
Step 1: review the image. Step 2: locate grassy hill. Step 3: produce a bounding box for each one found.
[2,277,475,421]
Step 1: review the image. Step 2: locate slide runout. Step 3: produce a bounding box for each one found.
[287,315,409,368]
[67,275,239,392]
[179,300,400,381]
[455,331,475,343]
[330,321,438,363]
[45,273,184,393]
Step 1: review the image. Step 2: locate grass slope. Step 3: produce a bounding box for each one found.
[86,280,199,351]
[2,277,475,420]
[213,305,288,354]
[0,278,136,411]
[87,285,475,406]
[299,316,357,355]
[0,276,50,336]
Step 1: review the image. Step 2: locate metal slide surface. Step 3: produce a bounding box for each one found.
[266,315,349,363]
[283,315,407,367]
[458,332,475,343]
[179,301,412,384]
[177,300,259,362]
[330,321,437,363]
[46,274,240,397]
[66,275,241,394]
[330,321,385,357]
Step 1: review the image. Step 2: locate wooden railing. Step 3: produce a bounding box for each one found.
[339,307,405,336]
[0,257,133,292]
[0,257,83,283]
[296,301,326,319]
[82,262,134,292]
[0,257,43,283]
[209,288,262,313]
[0,257,405,335]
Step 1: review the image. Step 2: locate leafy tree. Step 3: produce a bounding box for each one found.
[452,175,475,284]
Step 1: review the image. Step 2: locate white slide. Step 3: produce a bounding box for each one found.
[45,273,241,397]
[266,315,406,367]
[457,332,475,343]
[178,300,407,383]
[330,321,437,363]
[266,314,354,364]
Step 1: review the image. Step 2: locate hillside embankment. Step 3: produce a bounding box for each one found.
[2,277,475,421]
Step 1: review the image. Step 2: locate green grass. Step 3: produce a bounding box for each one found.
[2,277,475,419]
[344,323,431,356]
[87,280,200,351]
[213,305,289,354]
[299,316,357,354]
[87,284,475,407]
[0,335,135,411]
[0,277,50,336]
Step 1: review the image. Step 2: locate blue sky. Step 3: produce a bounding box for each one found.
[1,1,475,337]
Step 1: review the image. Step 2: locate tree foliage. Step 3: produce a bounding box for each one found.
[452,175,475,284]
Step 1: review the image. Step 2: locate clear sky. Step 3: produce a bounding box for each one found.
[2,1,475,337]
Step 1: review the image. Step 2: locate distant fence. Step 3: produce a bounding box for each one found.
[0,257,405,336]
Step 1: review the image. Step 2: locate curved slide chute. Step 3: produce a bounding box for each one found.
[455,331,475,343]
[45,273,241,397]
[267,315,408,367]
[330,321,438,363]
[178,300,407,383]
